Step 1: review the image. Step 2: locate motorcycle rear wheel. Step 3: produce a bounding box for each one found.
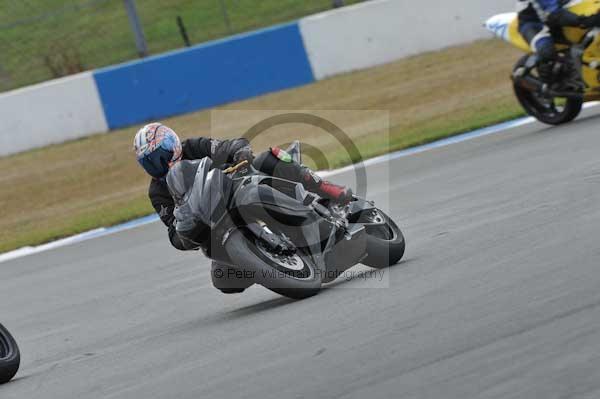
[361,209,405,269]
[0,323,20,384]
[513,55,582,126]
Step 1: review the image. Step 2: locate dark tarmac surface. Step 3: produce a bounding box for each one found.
[2,117,600,398]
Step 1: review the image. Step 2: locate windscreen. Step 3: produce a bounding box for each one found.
[166,158,232,231]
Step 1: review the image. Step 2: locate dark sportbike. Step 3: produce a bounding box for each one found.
[0,323,19,384]
[167,142,405,299]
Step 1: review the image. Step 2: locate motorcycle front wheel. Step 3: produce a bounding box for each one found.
[513,55,582,126]
[0,323,20,384]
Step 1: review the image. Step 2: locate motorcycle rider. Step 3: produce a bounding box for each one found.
[133,123,353,251]
[517,0,600,90]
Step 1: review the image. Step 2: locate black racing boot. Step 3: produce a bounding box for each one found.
[300,168,353,205]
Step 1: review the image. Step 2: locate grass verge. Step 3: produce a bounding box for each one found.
[0,39,524,253]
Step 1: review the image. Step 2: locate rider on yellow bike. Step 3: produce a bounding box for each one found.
[517,0,600,90]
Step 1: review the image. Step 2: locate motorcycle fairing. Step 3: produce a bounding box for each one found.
[485,12,530,52]
[346,197,380,224]
[166,159,202,203]
[322,223,367,283]
[486,1,600,48]
[168,158,233,231]
[232,177,316,225]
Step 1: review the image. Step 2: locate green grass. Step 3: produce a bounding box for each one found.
[0,105,526,253]
[6,196,153,251]
[1,106,524,254]
[0,0,362,92]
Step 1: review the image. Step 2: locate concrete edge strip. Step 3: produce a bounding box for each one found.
[2,103,599,263]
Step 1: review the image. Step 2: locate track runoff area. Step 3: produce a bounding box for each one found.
[2,110,600,398]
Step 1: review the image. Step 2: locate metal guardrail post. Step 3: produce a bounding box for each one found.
[218,0,232,34]
[123,0,148,57]
[177,16,191,47]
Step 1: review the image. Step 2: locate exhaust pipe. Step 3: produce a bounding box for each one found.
[513,74,544,92]
[512,75,583,99]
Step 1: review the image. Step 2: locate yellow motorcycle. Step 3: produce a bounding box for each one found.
[486,0,600,125]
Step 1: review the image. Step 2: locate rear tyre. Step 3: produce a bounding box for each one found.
[361,209,405,269]
[0,323,20,384]
[224,230,321,300]
[513,55,583,125]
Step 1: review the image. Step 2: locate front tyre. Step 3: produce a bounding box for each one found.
[513,55,582,125]
[224,230,322,300]
[361,209,405,269]
[0,323,20,384]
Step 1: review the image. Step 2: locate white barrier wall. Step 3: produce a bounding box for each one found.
[0,72,108,157]
[300,0,516,80]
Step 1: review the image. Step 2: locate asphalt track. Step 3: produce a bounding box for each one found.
[2,116,600,399]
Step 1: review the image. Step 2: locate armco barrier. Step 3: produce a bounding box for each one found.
[93,22,315,129]
[299,0,515,80]
[1,1,515,156]
[0,72,108,157]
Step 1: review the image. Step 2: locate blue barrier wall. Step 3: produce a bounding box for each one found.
[93,22,314,129]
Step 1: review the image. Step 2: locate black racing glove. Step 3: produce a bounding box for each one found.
[579,13,600,28]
